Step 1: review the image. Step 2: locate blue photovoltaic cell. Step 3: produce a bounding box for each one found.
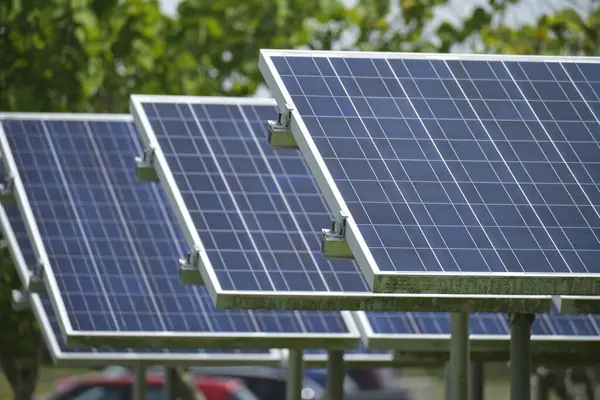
[2,205,273,359]
[366,309,600,337]
[37,295,273,357]
[264,52,600,294]
[0,116,352,345]
[141,102,372,294]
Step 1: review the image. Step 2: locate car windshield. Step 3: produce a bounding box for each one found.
[233,386,260,400]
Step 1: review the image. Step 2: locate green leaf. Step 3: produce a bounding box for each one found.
[205,17,223,38]
[73,9,97,30]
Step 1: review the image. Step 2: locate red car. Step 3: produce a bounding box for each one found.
[39,373,259,400]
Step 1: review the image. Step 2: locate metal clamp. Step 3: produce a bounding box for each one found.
[11,289,30,311]
[321,210,354,260]
[178,249,205,285]
[29,261,45,293]
[135,146,159,182]
[0,176,16,205]
[267,103,299,150]
[179,249,200,268]
[333,210,350,237]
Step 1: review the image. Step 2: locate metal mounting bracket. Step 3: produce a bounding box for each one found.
[135,147,159,182]
[28,261,45,293]
[267,103,299,150]
[11,289,30,312]
[0,176,16,206]
[321,210,354,260]
[178,249,204,285]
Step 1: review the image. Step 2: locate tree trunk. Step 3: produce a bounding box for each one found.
[0,355,42,400]
[0,328,44,400]
[174,367,206,400]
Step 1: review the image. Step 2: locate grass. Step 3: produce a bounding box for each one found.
[0,363,542,399]
[392,364,510,399]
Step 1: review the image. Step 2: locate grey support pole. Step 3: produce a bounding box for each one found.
[444,363,451,400]
[133,365,147,400]
[450,312,470,400]
[326,350,345,400]
[469,361,484,400]
[534,369,550,400]
[164,367,178,400]
[509,313,535,400]
[287,349,304,400]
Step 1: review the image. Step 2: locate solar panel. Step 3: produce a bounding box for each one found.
[554,295,600,313]
[0,204,282,367]
[259,50,600,296]
[298,348,396,368]
[0,113,360,350]
[130,95,551,313]
[353,309,600,363]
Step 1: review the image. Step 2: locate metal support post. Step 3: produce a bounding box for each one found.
[469,361,484,400]
[444,363,451,400]
[326,350,345,400]
[534,370,549,400]
[133,365,147,400]
[287,349,304,400]
[509,313,535,400]
[164,367,177,400]
[450,312,470,400]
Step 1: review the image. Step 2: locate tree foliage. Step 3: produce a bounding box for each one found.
[0,0,169,113]
[1,0,600,397]
[433,0,600,55]
[481,6,600,55]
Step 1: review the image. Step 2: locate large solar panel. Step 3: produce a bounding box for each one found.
[354,309,600,363]
[259,50,600,296]
[0,113,360,349]
[554,295,600,313]
[130,95,551,313]
[298,347,396,368]
[0,205,282,367]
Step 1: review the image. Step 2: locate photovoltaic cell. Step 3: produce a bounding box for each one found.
[130,96,551,313]
[365,309,600,336]
[259,50,600,295]
[357,308,600,361]
[555,295,600,313]
[0,114,359,349]
[0,204,281,366]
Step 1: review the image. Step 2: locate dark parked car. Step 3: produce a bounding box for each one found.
[344,389,415,400]
[305,368,385,391]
